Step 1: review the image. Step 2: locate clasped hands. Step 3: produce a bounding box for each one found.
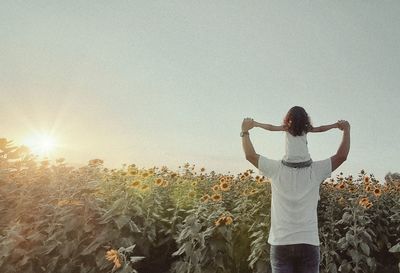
[337,120,350,131]
[241,117,255,132]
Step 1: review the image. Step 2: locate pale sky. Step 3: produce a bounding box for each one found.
[1,1,399,181]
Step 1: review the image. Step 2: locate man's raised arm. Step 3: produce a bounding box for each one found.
[331,120,350,172]
[241,118,260,168]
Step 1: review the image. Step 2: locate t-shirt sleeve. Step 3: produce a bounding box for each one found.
[312,157,332,184]
[257,155,280,179]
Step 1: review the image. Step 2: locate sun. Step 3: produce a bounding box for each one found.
[23,133,57,157]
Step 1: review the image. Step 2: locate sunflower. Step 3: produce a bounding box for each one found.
[141,184,150,191]
[225,216,233,225]
[359,197,369,206]
[365,185,372,192]
[365,202,373,209]
[359,197,373,209]
[129,180,141,188]
[337,183,346,189]
[105,249,122,269]
[142,172,149,178]
[155,178,164,186]
[200,194,210,202]
[244,171,250,177]
[347,176,353,183]
[105,249,118,261]
[211,193,222,202]
[256,176,266,184]
[364,176,370,184]
[212,184,220,192]
[215,215,234,226]
[373,187,382,197]
[220,181,231,191]
[200,167,205,172]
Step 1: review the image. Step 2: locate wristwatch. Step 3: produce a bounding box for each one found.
[240,131,249,137]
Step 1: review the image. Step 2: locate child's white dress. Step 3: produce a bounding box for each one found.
[282,132,311,163]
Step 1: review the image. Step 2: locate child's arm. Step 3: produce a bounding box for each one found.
[310,122,339,133]
[254,121,286,131]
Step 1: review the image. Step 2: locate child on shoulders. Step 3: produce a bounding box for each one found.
[253,106,339,167]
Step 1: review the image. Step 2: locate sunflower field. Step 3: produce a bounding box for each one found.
[0,138,399,273]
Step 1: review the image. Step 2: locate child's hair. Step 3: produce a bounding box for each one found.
[283,106,312,136]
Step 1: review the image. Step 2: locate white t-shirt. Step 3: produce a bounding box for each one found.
[283,132,311,163]
[258,155,332,246]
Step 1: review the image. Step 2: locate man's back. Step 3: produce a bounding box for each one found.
[257,155,331,246]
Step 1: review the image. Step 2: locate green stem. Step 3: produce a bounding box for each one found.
[352,206,360,272]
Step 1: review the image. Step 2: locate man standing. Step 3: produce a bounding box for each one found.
[240,116,350,273]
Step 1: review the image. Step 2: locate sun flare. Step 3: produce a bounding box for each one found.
[23,134,57,157]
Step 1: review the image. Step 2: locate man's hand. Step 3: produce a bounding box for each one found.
[242,118,255,132]
[241,117,259,168]
[331,119,350,172]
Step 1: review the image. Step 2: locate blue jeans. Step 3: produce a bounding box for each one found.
[270,244,320,273]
